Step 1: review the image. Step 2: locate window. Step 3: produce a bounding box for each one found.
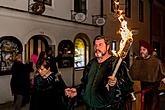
[0,36,22,75]
[58,40,74,68]
[74,38,85,68]
[33,0,52,6]
[111,0,119,13]
[111,0,131,18]
[139,0,144,22]
[25,35,49,63]
[74,34,90,69]
[125,0,131,18]
[74,0,87,14]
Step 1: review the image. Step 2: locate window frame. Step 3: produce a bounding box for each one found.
[139,0,144,22]
[74,0,87,14]
[74,34,90,70]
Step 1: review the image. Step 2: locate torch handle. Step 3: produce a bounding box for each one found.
[112,57,123,77]
[106,58,122,91]
[106,38,133,91]
[112,38,133,78]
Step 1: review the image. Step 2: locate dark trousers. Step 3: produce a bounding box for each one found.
[141,81,160,110]
[14,95,23,110]
[144,90,160,110]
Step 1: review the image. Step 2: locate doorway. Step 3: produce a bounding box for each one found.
[25,35,49,63]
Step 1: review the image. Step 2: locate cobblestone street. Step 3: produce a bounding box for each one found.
[0,101,86,110]
[0,92,165,110]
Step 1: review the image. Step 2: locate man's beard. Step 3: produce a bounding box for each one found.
[95,50,106,58]
[140,52,149,59]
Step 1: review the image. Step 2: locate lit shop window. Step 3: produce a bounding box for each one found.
[58,40,74,68]
[74,38,86,68]
[0,36,22,75]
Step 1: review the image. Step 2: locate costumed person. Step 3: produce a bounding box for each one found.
[65,35,134,110]
[10,54,30,110]
[29,58,67,110]
[129,40,165,110]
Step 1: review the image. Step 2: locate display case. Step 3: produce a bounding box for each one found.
[0,36,22,75]
[58,40,74,68]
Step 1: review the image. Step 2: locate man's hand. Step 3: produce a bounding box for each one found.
[65,88,77,98]
[108,76,117,87]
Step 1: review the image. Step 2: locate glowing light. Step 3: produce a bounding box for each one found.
[112,0,133,58]
[106,0,134,91]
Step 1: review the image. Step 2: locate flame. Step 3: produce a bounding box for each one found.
[106,1,134,91]
[112,0,133,57]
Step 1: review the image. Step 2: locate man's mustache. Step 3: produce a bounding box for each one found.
[95,49,102,53]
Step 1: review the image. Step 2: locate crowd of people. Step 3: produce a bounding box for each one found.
[10,35,165,110]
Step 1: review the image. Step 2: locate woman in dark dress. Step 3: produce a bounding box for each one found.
[29,58,67,110]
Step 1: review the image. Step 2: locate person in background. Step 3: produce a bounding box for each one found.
[47,47,58,74]
[129,40,165,110]
[10,53,30,110]
[65,35,134,110]
[29,58,67,110]
[36,51,47,69]
[37,49,58,75]
[31,54,38,65]
[29,54,38,89]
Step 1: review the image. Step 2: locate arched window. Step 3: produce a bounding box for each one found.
[74,33,90,69]
[0,36,22,75]
[25,35,49,63]
[58,40,74,68]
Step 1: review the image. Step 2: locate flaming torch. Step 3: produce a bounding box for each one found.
[106,0,133,91]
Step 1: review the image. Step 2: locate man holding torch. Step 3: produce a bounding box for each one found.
[65,35,134,110]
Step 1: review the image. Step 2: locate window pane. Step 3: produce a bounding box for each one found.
[139,0,144,22]
[58,40,74,68]
[125,0,131,18]
[74,38,85,68]
[0,36,22,75]
[74,0,86,14]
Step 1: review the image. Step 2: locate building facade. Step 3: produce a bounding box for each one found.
[0,0,101,103]
[0,0,165,104]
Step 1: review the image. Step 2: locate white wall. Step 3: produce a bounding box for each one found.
[0,0,28,10]
[0,75,14,104]
[0,0,101,24]
[0,0,101,103]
